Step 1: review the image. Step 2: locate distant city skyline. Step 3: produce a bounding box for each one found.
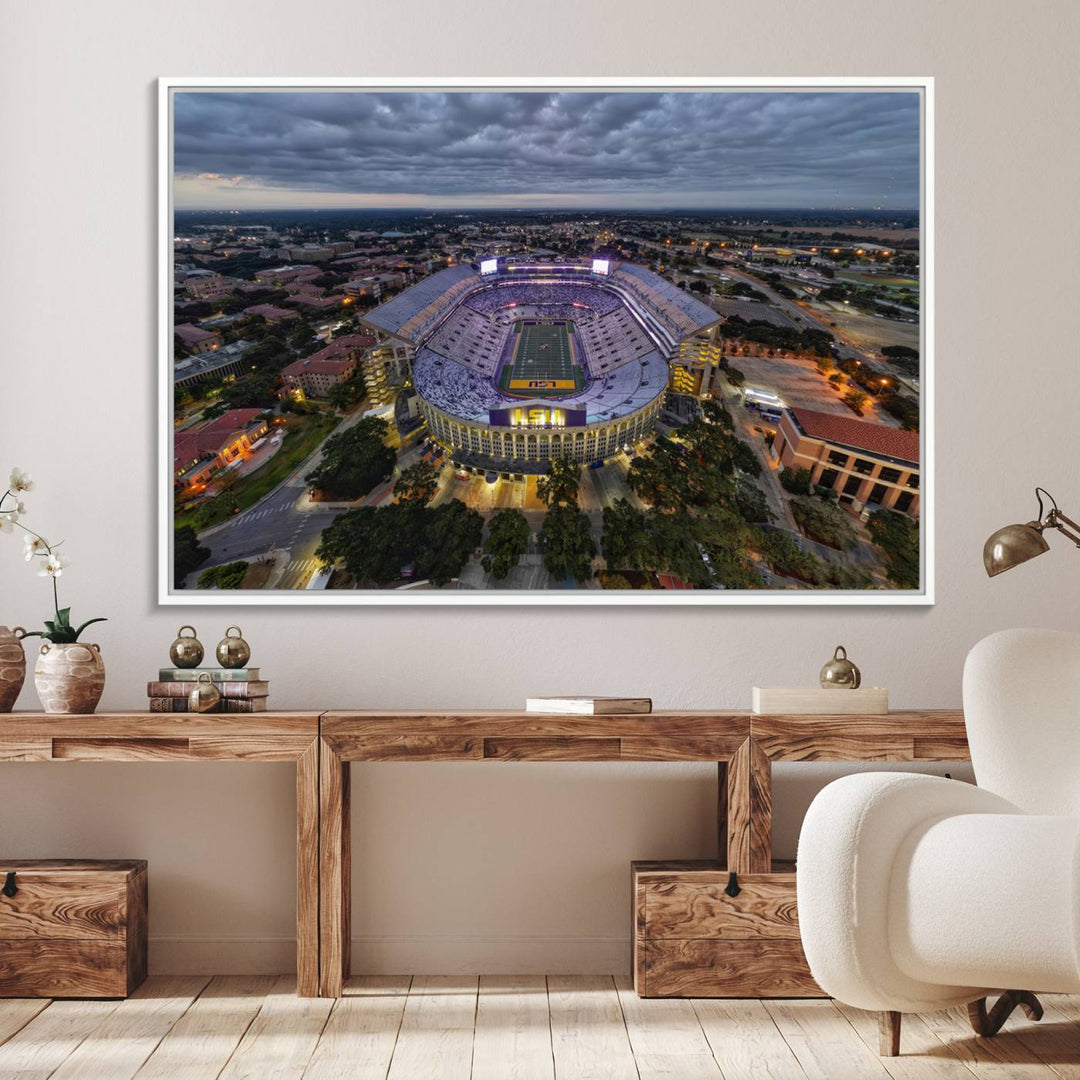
[173,90,921,212]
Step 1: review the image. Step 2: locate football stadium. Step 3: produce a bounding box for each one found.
[359,257,722,471]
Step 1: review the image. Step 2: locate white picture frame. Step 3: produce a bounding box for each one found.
[159,76,933,606]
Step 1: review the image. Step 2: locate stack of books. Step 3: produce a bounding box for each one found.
[147,668,269,712]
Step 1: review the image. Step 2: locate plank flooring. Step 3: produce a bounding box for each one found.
[1,976,1078,1079]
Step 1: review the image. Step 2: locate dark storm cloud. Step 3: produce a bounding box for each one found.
[173,90,920,208]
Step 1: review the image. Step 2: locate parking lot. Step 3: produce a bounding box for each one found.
[729,353,901,427]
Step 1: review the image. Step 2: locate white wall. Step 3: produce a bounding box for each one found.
[2,0,1078,974]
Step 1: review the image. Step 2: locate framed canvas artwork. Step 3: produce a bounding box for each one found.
[159,77,932,605]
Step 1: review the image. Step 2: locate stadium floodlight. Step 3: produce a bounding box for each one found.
[591,258,610,276]
[479,258,498,275]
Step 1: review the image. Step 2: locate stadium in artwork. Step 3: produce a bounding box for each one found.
[361,257,721,471]
[164,80,928,601]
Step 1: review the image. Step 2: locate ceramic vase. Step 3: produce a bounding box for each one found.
[34,642,106,714]
[0,626,27,712]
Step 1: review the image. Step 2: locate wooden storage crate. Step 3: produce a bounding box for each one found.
[632,860,822,998]
[0,859,148,998]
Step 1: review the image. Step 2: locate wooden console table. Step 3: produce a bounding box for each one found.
[738,709,970,874]
[2,708,971,999]
[318,708,969,998]
[0,712,322,997]
[319,710,748,996]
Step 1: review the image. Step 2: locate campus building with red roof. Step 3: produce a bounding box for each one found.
[280,334,375,398]
[173,409,270,490]
[243,303,299,323]
[774,407,920,518]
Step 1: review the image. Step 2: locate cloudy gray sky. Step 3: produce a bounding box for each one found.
[173,90,920,211]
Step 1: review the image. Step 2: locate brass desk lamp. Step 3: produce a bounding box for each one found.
[984,488,1080,577]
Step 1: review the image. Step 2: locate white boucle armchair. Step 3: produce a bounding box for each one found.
[797,628,1080,1056]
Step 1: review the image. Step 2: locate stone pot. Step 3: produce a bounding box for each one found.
[34,642,106,715]
[0,626,27,713]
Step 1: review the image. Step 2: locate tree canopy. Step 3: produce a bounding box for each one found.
[328,373,367,411]
[754,528,870,589]
[868,509,920,588]
[317,499,482,588]
[174,525,210,587]
[719,315,834,358]
[790,495,858,550]
[305,416,395,499]
[540,504,596,583]
[626,400,759,513]
[602,399,776,587]
[537,458,582,509]
[482,509,530,580]
[218,369,281,410]
[197,560,249,590]
[394,461,439,505]
[779,466,813,496]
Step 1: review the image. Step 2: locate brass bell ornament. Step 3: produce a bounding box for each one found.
[216,626,251,669]
[820,645,861,689]
[188,672,221,713]
[169,625,204,669]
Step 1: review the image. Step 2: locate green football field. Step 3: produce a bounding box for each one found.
[500,320,584,394]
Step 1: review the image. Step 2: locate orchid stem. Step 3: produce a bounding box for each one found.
[4,483,64,621]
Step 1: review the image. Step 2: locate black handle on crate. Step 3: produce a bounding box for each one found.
[2,871,16,898]
[724,871,741,898]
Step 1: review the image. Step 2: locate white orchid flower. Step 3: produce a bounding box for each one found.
[8,469,33,493]
[38,553,69,578]
[0,514,13,534]
[23,534,49,560]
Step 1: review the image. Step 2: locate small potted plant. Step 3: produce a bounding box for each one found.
[2,468,107,714]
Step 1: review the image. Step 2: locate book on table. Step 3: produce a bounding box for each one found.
[147,680,269,699]
[524,696,652,715]
[158,668,261,681]
[147,696,268,713]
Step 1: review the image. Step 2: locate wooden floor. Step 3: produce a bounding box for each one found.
[2,975,1079,1080]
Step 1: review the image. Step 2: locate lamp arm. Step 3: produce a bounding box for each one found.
[1047,509,1080,548]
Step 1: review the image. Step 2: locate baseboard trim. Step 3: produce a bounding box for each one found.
[352,934,630,975]
[149,934,630,975]
[149,936,297,974]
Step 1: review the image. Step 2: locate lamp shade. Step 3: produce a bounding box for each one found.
[983,522,1050,577]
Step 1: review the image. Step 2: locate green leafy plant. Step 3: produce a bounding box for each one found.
[197,560,250,590]
[24,606,107,645]
[1,467,107,643]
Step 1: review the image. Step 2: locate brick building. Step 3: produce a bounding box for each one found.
[774,407,920,518]
[173,408,269,490]
[244,303,299,323]
[174,323,222,355]
[280,333,374,398]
